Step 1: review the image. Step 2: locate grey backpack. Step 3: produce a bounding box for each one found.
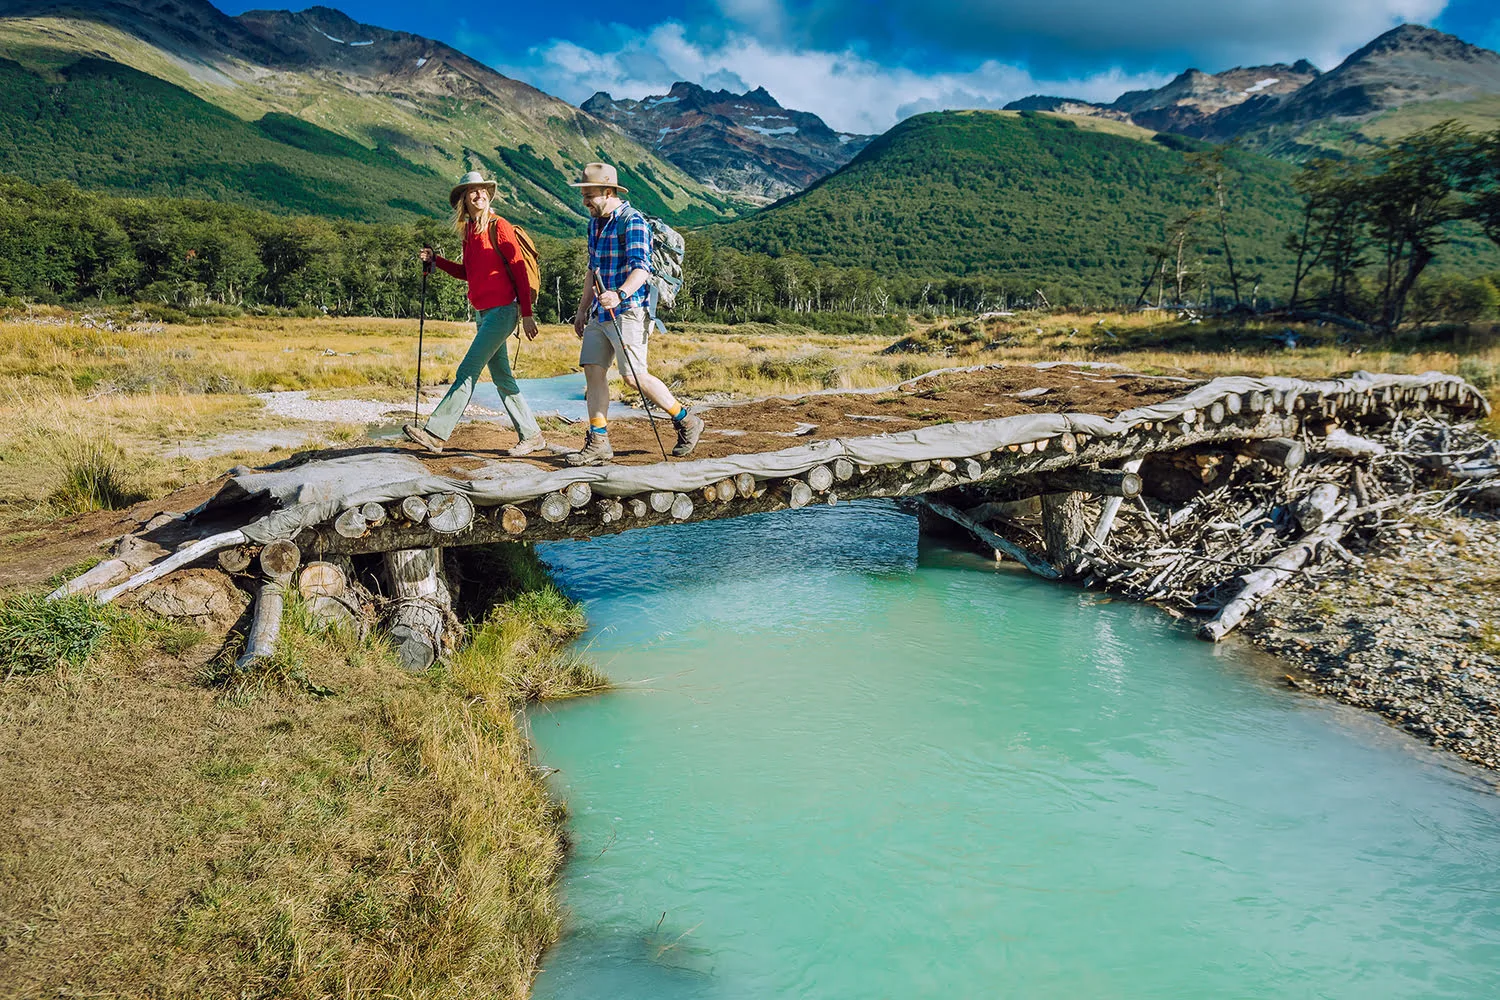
[620,210,685,333]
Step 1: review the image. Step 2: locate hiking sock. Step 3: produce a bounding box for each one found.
[589,417,608,437]
[670,406,689,424]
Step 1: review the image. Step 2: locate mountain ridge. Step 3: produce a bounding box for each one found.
[1005,24,1500,156]
[0,0,739,231]
[582,80,873,205]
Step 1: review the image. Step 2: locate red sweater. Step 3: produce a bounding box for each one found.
[434,216,533,317]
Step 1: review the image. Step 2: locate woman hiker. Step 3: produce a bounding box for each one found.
[404,170,545,456]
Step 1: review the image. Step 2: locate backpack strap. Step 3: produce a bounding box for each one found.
[488,218,521,303]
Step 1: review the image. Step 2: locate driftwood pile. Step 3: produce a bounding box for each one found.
[926,414,1499,641]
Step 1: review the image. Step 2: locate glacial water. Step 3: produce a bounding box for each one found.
[473,373,633,422]
[529,500,1500,999]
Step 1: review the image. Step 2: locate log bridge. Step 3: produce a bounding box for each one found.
[54,370,1492,670]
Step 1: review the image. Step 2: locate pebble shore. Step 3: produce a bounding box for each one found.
[1246,506,1500,770]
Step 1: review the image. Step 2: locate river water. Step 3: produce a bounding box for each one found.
[528,500,1500,998]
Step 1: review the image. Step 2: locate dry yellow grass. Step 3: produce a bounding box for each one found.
[0,307,1494,523]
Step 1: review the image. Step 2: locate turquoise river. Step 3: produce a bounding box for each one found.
[527,500,1500,998]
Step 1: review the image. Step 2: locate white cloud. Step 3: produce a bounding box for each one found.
[500,23,1171,133]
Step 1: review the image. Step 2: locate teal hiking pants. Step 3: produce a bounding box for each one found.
[424,304,539,441]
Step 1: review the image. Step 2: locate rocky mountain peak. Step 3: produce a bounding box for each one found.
[582,80,871,204]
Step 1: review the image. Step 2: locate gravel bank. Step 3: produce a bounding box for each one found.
[1246,505,1500,769]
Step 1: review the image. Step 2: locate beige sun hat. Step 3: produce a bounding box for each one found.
[449,170,497,207]
[567,161,628,192]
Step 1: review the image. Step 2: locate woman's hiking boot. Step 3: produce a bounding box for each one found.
[672,412,705,457]
[402,423,444,454]
[507,435,548,457]
[565,430,613,466]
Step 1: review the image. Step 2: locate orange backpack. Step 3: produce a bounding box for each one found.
[490,219,541,307]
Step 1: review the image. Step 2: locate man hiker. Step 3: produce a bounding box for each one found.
[564,162,704,466]
[404,170,546,456]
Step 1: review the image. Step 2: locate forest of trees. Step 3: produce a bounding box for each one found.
[2,119,1498,331]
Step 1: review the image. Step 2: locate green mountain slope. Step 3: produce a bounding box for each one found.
[0,57,445,221]
[714,110,1500,300]
[0,3,737,233]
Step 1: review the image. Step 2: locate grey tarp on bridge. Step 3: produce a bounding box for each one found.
[235,370,1483,544]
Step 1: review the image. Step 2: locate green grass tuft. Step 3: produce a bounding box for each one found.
[48,436,149,514]
[0,591,205,678]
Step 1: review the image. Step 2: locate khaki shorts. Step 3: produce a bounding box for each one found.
[579,307,649,377]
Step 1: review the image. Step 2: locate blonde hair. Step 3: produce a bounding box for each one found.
[452,187,496,235]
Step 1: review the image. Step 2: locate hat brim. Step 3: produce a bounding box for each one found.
[449,180,497,207]
[567,180,628,193]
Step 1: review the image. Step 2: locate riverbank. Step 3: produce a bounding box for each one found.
[1247,504,1500,771]
[0,546,602,998]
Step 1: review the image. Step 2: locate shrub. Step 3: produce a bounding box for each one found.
[48,436,148,514]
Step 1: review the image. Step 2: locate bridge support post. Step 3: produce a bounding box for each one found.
[1041,491,1088,577]
[382,547,453,671]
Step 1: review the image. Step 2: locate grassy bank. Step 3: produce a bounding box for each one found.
[0,545,603,998]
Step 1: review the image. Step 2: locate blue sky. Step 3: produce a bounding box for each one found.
[220,0,1500,133]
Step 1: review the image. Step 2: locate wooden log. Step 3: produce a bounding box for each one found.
[1207,400,1226,425]
[967,497,1041,522]
[598,498,625,523]
[92,529,249,605]
[804,464,835,493]
[670,493,694,520]
[1239,437,1305,470]
[383,548,448,672]
[1041,492,1087,575]
[910,460,931,476]
[649,491,676,513]
[1225,393,1243,415]
[334,506,369,539]
[539,492,571,523]
[260,539,301,584]
[1294,484,1342,530]
[1200,507,1354,642]
[963,458,982,480]
[401,495,429,524]
[715,479,737,502]
[501,504,528,535]
[628,498,649,518]
[235,581,284,668]
[297,560,347,598]
[935,459,957,473]
[47,557,131,600]
[1038,467,1142,498]
[305,594,360,636]
[832,458,855,482]
[1089,458,1145,547]
[781,480,814,508]
[426,493,475,534]
[217,545,254,575]
[360,502,387,529]
[733,473,757,497]
[1057,433,1077,454]
[565,481,592,509]
[1320,427,1388,459]
[700,485,718,504]
[917,497,1060,580]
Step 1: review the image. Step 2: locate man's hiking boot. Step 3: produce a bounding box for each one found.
[507,435,548,457]
[402,423,444,454]
[672,412,705,458]
[565,430,613,466]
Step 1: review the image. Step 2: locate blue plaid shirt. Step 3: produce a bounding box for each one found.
[588,202,651,318]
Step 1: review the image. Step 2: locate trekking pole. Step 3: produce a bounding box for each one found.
[415,245,433,422]
[595,275,667,462]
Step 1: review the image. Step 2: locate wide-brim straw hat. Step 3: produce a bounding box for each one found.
[449,170,498,207]
[567,161,628,192]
